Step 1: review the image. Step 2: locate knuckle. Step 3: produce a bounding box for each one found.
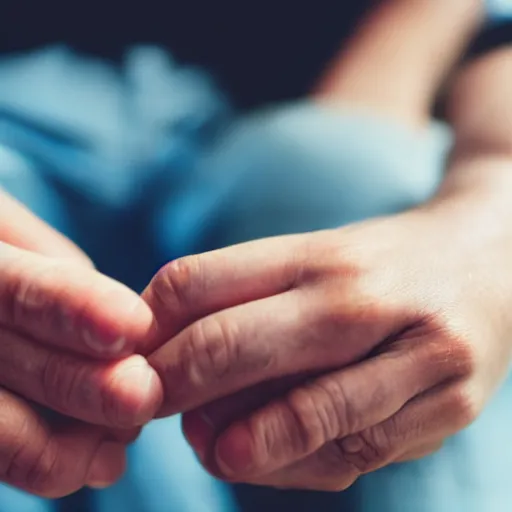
[41,353,69,410]
[337,425,394,474]
[23,437,60,497]
[289,233,367,288]
[310,444,361,490]
[2,260,79,337]
[5,264,56,326]
[2,417,31,481]
[317,291,391,353]
[41,353,83,414]
[5,431,60,497]
[447,336,476,378]
[152,256,202,308]
[421,316,476,379]
[178,315,274,391]
[314,377,360,435]
[180,317,235,387]
[448,384,479,428]
[283,387,336,454]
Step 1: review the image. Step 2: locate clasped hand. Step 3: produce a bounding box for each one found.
[3,162,512,496]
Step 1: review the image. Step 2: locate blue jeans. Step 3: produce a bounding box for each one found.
[1,46,511,512]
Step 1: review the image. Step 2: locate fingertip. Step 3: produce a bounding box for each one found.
[107,356,163,428]
[87,441,127,488]
[215,422,257,478]
[81,285,156,358]
[182,410,216,463]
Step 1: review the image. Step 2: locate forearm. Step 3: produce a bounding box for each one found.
[425,47,512,233]
[315,0,484,126]
[448,47,512,158]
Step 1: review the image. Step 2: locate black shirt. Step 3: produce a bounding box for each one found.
[2,1,511,109]
[2,0,373,109]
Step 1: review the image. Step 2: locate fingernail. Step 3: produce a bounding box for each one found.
[82,291,144,356]
[83,330,127,355]
[340,435,365,454]
[214,425,255,477]
[113,359,162,426]
[87,442,126,488]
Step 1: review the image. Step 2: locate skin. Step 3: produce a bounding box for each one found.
[0,192,163,497]
[143,0,512,492]
[1,0,507,498]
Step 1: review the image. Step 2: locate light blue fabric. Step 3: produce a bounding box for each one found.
[1,45,511,512]
[93,417,237,512]
[487,0,512,23]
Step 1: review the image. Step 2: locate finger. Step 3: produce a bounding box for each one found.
[0,329,162,427]
[0,388,126,498]
[334,382,474,475]
[242,443,359,491]
[149,283,405,417]
[243,441,444,491]
[208,340,470,479]
[31,406,143,446]
[182,375,308,462]
[0,243,155,358]
[235,386,466,491]
[0,190,92,265]
[141,233,314,352]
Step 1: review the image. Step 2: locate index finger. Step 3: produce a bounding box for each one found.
[0,243,155,359]
[142,233,314,353]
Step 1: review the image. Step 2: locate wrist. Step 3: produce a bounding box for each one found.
[419,152,512,236]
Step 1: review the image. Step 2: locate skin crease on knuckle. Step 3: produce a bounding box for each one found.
[1,413,32,484]
[1,258,83,344]
[21,435,61,497]
[337,421,398,475]
[2,259,56,328]
[40,351,112,424]
[159,316,274,414]
[0,406,58,497]
[151,256,201,310]
[328,380,477,484]
[157,318,234,409]
[285,380,353,452]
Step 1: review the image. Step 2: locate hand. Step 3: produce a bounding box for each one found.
[144,165,512,490]
[0,191,163,497]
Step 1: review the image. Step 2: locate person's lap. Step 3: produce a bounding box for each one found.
[1,46,511,512]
